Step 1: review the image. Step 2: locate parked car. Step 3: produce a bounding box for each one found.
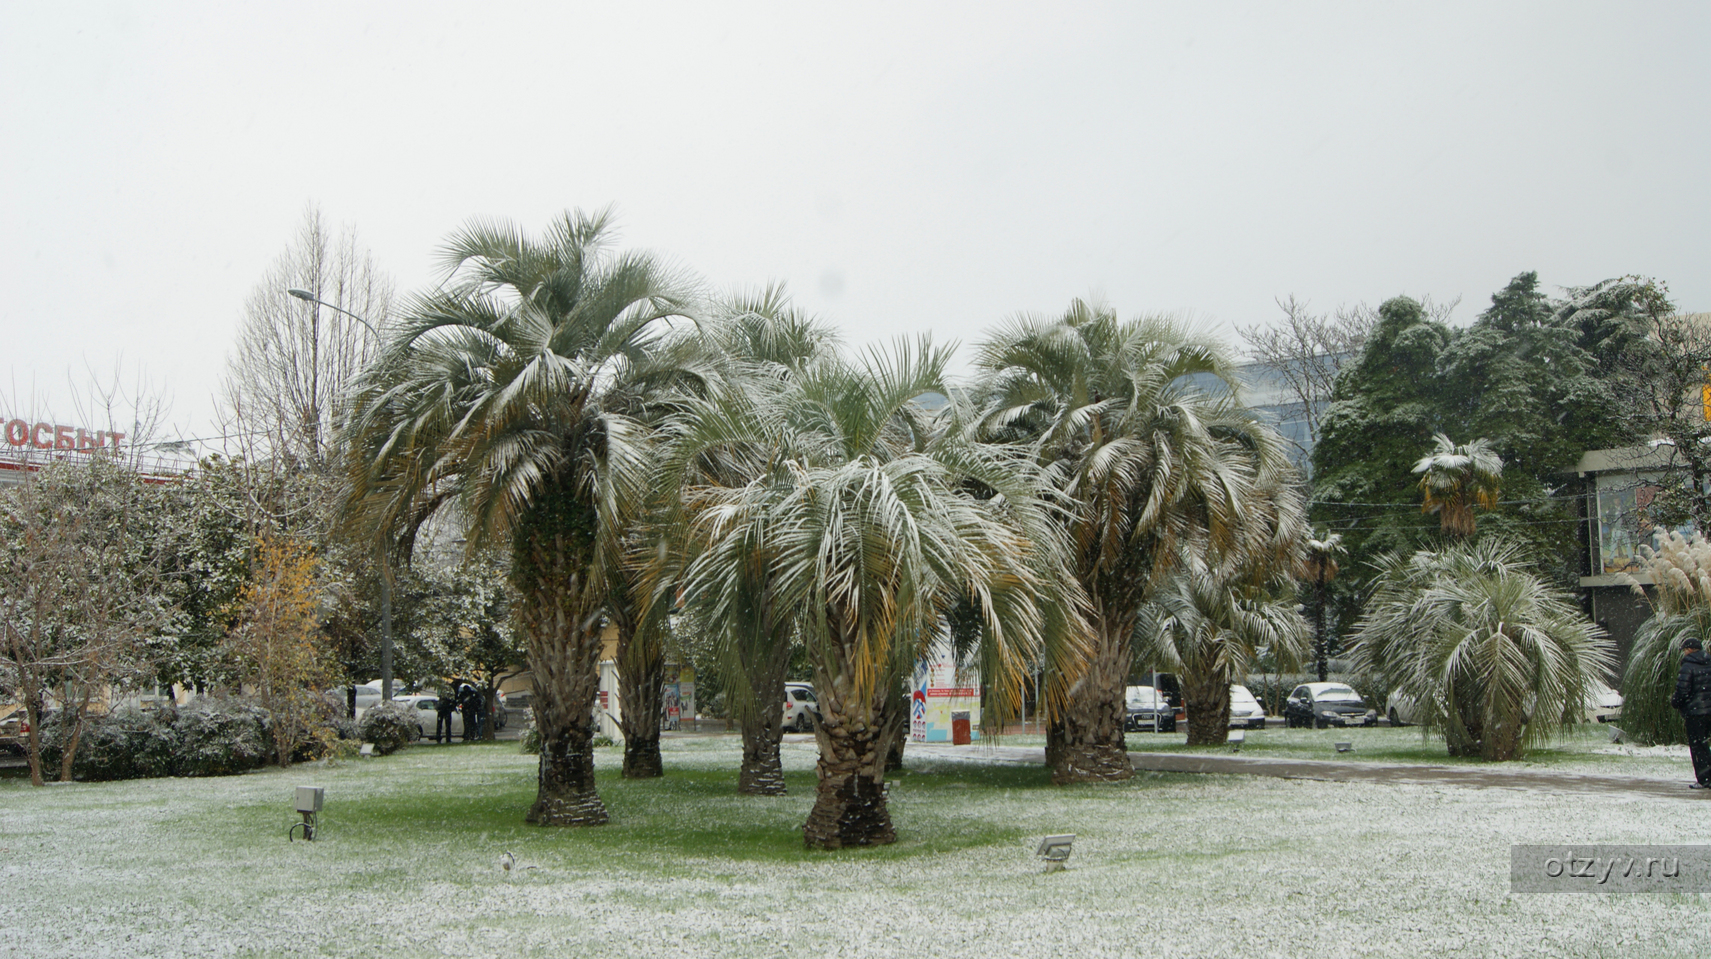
[392,690,504,739]
[784,683,820,732]
[1283,682,1377,728]
[327,682,385,716]
[1385,688,1427,727]
[1388,681,1624,727]
[1583,681,1623,724]
[392,693,462,740]
[1228,684,1266,729]
[1124,685,1177,732]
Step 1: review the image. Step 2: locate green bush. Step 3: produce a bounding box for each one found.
[357,702,418,755]
[37,708,176,781]
[173,698,273,777]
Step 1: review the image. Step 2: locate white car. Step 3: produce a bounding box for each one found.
[784,683,820,732]
[391,694,464,740]
[1583,681,1623,724]
[1388,682,1624,727]
[1229,684,1266,729]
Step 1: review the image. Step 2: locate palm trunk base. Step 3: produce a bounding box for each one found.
[527,738,608,826]
[526,790,610,826]
[622,737,663,779]
[739,726,787,795]
[803,773,894,849]
[884,734,906,773]
[1048,740,1134,784]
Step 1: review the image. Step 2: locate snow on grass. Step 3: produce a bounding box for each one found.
[4,737,1709,958]
[1113,724,1697,781]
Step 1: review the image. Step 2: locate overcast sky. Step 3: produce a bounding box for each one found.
[3,1,1707,448]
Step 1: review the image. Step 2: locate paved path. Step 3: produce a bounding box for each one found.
[908,743,1711,800]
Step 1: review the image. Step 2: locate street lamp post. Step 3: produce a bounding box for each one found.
[286,287,394,702]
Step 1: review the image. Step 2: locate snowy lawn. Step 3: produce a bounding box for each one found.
[1116,724,1697,780]
[4,735,1708,958]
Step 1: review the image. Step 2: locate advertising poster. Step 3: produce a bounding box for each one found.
[1596,473,1693,574]
[909,642,980,742]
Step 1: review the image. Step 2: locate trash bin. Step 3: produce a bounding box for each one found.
[951,710,971,745]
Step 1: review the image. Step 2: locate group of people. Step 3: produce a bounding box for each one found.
[433,681,488,743]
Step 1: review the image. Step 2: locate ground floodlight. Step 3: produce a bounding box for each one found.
[1334,741,1352,753]
[1229,729,1245,751]
[1036,834,1075,871]
[290,786,324,842]
[1607,725,1624,744]
[359,743,375,758]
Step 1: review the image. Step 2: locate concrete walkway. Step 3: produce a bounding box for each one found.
[908,742,1711,800]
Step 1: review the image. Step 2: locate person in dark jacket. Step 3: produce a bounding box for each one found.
[434,684,458,743]
[1670,637,1711,788]
[458,683,478,741]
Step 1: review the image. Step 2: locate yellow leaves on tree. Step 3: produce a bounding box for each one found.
[228,535,329,767]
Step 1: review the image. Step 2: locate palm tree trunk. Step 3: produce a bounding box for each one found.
[517,532,608,827]
[802,628,898,849]
[803,718,895,849]
[1047,621,1134,784]
[1182,670,1231,746]
[737,636,792,795]
[882,679,908,773]
[617,648,664,778]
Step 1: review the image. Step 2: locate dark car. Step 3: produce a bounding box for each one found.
[1124,685,1177,732]
[1283,683,1377,728]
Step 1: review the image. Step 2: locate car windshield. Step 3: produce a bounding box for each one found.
[1316,686,1363,702]
[1126,686,1161,707]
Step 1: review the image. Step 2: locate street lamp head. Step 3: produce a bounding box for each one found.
[287,288,315,302]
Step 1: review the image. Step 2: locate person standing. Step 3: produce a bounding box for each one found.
[1671,637,1711,788]
[434,684,457,744]
[458,682,477,741]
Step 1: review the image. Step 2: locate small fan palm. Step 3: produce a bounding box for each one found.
[1300,532,1344,681]
[1412,434,1502,539]
[1350,538,1613,761]
[1138,557,1309,745]
[341,209,697,826]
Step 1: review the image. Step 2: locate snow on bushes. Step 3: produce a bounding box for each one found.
[356,702,417,755]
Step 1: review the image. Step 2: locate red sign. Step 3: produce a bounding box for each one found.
[3,419,125,451]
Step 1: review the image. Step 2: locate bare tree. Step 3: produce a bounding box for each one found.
[222,206,392,469]
[1236,295,1456,462]
[218,207,396,707]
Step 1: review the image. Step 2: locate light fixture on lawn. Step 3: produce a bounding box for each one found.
[1036,834,1075,871]
[1334,741,1352,753]
[1229,729,1244,751]
[290,786,324,841]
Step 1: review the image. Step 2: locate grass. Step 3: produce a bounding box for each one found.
[5,735,1709,957]
[1106,722,1694,778]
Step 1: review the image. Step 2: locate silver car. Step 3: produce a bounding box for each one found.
[1228,684,1267,729]
[784,683,820,732]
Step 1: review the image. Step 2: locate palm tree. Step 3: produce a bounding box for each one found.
[341,209,696,825]
[1349,538,1613,760]
[974,299,1296,783]
[1299,532,1344,682]
[1616,529,1711,745]
[1412,434,1502,539]
[665,341,1080,847]
[659,286,840,795]
[1138,558,1310,746]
